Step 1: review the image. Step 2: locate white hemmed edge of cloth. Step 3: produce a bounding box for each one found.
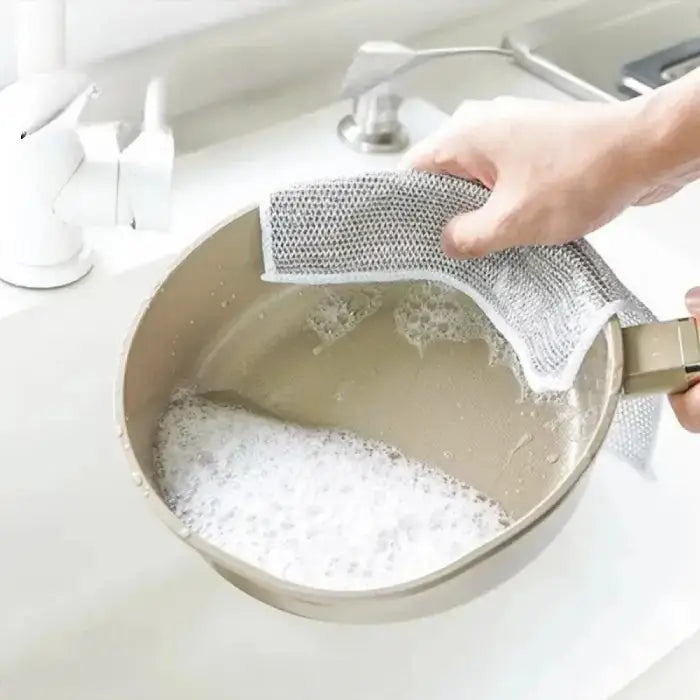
[259,202,627,393]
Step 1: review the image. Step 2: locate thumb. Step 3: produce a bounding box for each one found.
[442,191,519,259]
[668,385,700,433]
[686,286,700,318]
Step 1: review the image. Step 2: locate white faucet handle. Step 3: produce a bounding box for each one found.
[118,77,174,231]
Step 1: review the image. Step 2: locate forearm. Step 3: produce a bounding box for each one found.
[631,68,700,184]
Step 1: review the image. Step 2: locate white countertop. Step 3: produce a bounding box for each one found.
[2,19,700,699]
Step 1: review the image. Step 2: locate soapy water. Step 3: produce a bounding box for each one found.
[304,283,582,448]
[155,389,511,591]
[391,282,574,407]
[304,282,582,462]
[155,282,584,590]
[306,281,540,401]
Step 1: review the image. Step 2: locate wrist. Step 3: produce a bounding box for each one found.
[630,79,700,183]
[588,98,662,196]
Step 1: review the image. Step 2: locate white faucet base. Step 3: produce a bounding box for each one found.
[0,246,93,289]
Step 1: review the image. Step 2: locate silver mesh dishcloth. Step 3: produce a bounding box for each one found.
[605,300,662,470]
[260,170,660,469]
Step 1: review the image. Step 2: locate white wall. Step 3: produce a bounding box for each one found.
[0,1,288,87]
[0,0,508,125]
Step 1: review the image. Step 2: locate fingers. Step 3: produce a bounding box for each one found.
[442,193,519,258]
[686,287,700,317]
[400,100,488,177]
[401,129,484,181]
[669,387,700,433]
[399,132,444,172]
[400,112,465,172]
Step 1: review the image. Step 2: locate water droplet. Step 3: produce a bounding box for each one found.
[258,312,265,320]
[131,472,143,486]
[516,433,533,449]
[189,319,195,325]
[442,450,454,460]
[546,453,560,464]
[506,432,533,465]
[116,427,124,438]
[143,488,151,499]
[219,281,224,287]
[171,351,176,357]
[231,292,236,300]
[312,345,323,356]
[179,526,191,538]
[209,291,215,297]
[220,300,228,308]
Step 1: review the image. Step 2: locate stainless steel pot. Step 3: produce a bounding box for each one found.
[116,205,699,623]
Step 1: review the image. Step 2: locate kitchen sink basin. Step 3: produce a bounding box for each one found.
[2,96,700,700]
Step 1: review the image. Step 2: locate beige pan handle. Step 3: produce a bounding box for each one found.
[622,317,700,395]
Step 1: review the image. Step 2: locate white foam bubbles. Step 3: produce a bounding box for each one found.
[155,389,510,591]
[306,287,383,346]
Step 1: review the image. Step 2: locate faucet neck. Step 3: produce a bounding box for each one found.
[16,0,67,78]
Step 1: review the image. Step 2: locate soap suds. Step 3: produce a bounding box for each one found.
[306,287,383,346]
[155,389,510,591]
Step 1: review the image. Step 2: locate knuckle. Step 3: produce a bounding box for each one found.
[432,146,453,167]
[452,100,488,127]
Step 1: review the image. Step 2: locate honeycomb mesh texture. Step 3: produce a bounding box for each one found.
[260,170,660,470]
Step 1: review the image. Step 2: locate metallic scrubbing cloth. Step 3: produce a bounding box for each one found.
[260,170,660,468]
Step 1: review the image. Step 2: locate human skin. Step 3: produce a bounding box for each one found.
[402,72,700,431]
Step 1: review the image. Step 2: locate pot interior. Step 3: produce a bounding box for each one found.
[121,208,617,583]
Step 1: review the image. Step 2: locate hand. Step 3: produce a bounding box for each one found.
[669,288,700,433]
[402,97,695,258]
[404,98,700,434]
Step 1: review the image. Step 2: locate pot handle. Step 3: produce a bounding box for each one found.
[622,317,700,396]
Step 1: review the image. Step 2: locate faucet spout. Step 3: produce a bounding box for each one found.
[341,41,513,99]
[16,0,67,77]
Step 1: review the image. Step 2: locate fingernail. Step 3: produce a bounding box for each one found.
[686,287,700,318]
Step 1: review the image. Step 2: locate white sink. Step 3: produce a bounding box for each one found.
[2,97,700,700]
